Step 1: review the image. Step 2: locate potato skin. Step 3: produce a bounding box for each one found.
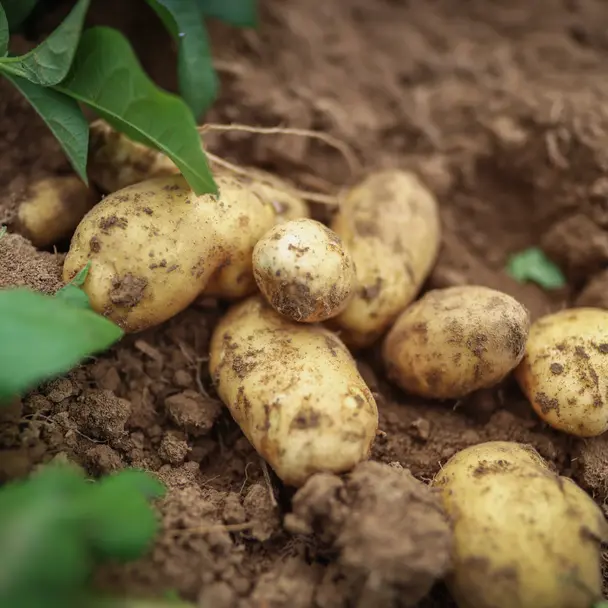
[330,169,441,348]
[432,441,607,608]
[383,286,530,399]
[63,175,274,332]
[252,218,356,322]
[209,296,379,487]
[515,308,608,437]
[13,176,98,248]
[88,120,179,193]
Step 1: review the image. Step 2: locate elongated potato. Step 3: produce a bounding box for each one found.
[209,296,379,487]
[252,218,356,322]
[515,308,608,436]
[330,169,441,348]
[88,120,179,193]
[383,286,530,399]
[12,176,98,248]
[63,175,274,332]
[432,441,607,608]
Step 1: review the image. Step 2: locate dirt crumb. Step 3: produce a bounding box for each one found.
[572,435,608,504]
[165,390,221,436]
[85,445,124,475]
[70,390,131,441]
[0,233,64,294]
[222,492,247,525]
[158,432,189,465]
[110,273,148,307]
[285,461,452,606]
[243,483,281,542]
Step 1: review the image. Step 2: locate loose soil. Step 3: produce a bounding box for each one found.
[2,0,608,606]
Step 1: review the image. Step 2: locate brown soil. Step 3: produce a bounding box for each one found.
[2,0,608,606]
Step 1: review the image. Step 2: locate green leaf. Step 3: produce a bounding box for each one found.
[0,0,90,86]
[57,27,217,196]
[5,72,89,182]
[0,3,9,57]
[84,470,165,562]
[147,0,218,119]
[1,0,39,30]
[198,0,257,27]
[0,226,6,240]
[506,247,567,290]
[0,288,123,403]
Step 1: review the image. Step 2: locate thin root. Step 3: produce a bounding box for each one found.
[260,458,278,509]
[199,122,361,175]
[205,151,339,205]
[171,521,254,535]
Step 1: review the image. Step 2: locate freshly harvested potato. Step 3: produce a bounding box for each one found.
[88,120,179,193]
[330,169,441,349]
[12,176,98,248]
[432,441,607,608]
[63,175,275,332]
[252,218,356,322]
[383,286,530,399]
[515,307,608,437]
[209,296,379,487]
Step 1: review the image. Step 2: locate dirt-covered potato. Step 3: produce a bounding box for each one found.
[432,441,607,608]
[209,296,379,487]
[383,286,530,399]
[330,169,441,348]
[252,218,356,322]
[63,175,275,332]
[12,176,98,248]
[88,120,179,193]
[514,307,608,437]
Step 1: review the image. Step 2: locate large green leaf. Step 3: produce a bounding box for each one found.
[198,0,257,28]
[0,3,9,57]
[0,288,123,402]
[0,0,90,86]
[57,27,217,196]
[5,72,89,182]
[0,0,39,30]
[147,0,218,120]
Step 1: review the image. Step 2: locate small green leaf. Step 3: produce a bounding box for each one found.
[0,288,123,402]
[57,27,217,196]
[0,0,90,86]
[506,247,567,290]
[65,260,91,288]
[148,0,218,119]
[0,3,9,57]
[1,0,39,30]
[0,226,6,240]
[55,285,91,309]
[5,72,89,182]
[198,0,257,28]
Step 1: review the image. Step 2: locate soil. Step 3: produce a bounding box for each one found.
[2,0,608,606]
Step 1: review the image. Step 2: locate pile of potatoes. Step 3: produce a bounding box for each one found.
[24,121,608,607]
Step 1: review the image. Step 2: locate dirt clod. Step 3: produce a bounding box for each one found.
[164,390,221,436]
[70,390,131,441]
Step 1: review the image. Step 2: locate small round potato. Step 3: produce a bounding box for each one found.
[209,296,379,487]
[63,175,274,332]
[330,169,441,349]
[13,176,98,248]
[515,307,608,437]
[252,218,356,322]
[88,120,179,193]
[383,286,530,399]
[432,441,607,608]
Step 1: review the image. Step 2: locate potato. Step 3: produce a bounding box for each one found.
[432,441,607,608]
[209,296,379,487]
[252,218,356,322]
[63,175,275,332]
[383,286,530,399]
[12,176,98,248]
[330,169,441,348]
[514,307,608,437]
[88,120,179,193]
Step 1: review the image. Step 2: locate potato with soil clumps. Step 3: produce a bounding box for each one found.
[87,120,179,193]
[432,441,607,608]
[515,307,608,437]
[252,218,356,322]
[330,169,441,348]
[12,176,98,248]
[383,285,530,399]
[63,175,275,332]
[209,296,378,487]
